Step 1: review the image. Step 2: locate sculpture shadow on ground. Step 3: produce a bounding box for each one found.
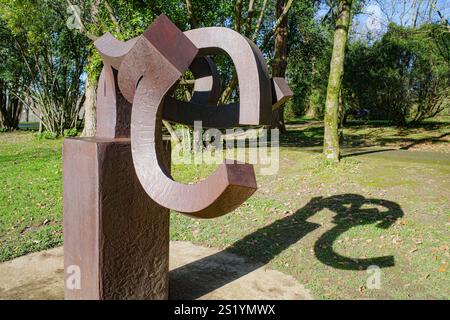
[169,193,404,299]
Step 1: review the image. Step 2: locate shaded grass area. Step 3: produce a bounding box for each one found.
[0,124,449,299]
[282,120,450,153]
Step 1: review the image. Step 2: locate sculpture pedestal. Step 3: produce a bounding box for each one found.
[63,138,170,300]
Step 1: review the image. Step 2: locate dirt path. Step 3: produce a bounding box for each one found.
[0,242,313,300]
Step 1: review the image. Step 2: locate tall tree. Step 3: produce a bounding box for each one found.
[80,76,97,137]
[270,0,290,133]
[323,0,353,161]
[0,22,27,130]
[343,23,450,126]
[287,1,330,120]
[79,0,100,137]
[0,0,88,136]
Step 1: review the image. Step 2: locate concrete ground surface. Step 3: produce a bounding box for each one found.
[0,241,312,300]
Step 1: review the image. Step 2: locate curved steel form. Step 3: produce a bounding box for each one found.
[94,33,138,70]
[189,57,221,105]
[93,14,292,218]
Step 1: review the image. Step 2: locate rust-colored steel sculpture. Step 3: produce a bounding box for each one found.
[64,14,292,300]
[93,14,292,218]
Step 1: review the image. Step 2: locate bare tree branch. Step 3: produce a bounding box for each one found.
[235,0,244,33]
[104,0,122,35]
[251,0,269,41]
[245,0,256,36]
[65,0,98,40]
[261,0,294,50]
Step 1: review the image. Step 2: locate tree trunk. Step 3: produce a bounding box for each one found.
[270,0,289,133]
[0,80,4,128]
[10,96,21,129]
[0,81,22,130]
[185,0,198,28]
[305,87,321,119]
[305,57,320,119]
[305,104,319,119]
[323,0,353,161]
[81,77,97,137]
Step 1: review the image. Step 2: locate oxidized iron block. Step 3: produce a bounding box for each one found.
[63,138,171,299]
[95,66,132,138]
[63,138,169,300]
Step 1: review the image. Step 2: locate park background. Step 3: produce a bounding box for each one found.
[0,0,449,299]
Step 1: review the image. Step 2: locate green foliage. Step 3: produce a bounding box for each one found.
[63,128,79,137]
[35,131,58,141]
[0,18,28,130]
[343,23,450,125]
[0,0,326,132]
[286,2,331,118]
[72,0,242,85]
[0,0,89,135]
[283,100,297,122]
[2,0,447,133]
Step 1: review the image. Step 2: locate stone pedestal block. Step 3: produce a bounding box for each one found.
[63,138,170,300]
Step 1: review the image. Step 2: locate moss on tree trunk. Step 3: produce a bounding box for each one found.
[323,0,353,161]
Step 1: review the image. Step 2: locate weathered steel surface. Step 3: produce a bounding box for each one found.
[91,14,293,218]
[94,19,291,129]
[63,138,171,300]
[123,16,256,218]
[65,13,293,300]
[94,33,138,70]
[117,16,199,104]
[271,77,294,110]
[95,65,132,138]
[183,27,273,125]
[189,57,221,105]
[162,99,240,128]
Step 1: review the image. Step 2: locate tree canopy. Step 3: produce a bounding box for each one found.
[0,1,448,135]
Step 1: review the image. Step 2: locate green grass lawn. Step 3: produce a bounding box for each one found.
[0,122,449,299]
[0,132,63,261]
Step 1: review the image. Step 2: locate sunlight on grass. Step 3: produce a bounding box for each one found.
[0,125,449,299]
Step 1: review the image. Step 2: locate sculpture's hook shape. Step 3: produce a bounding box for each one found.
[94,33,138,70]
[189,57,221,105]
[95,25,292,129]
[93,14,292,218]
[98,15,257,218]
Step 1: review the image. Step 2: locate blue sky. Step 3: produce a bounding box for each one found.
[318,0,449,39]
